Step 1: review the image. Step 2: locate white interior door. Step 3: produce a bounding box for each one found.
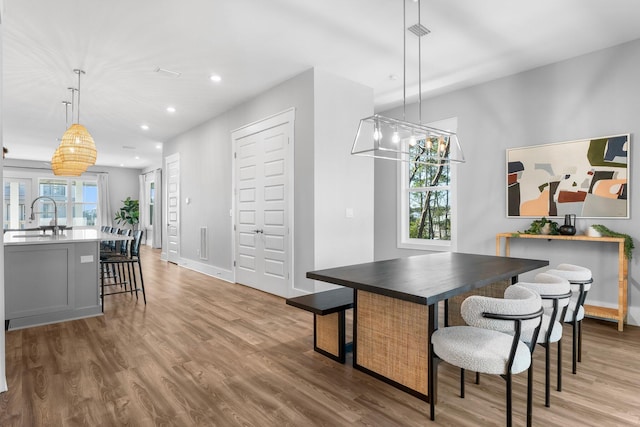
[165,153,180,264]
[233,110,294,297]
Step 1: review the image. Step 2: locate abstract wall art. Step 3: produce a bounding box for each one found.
[507,134,630,218]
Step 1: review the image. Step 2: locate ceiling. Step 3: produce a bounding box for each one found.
[4,0,640,170]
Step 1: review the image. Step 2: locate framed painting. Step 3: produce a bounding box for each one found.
[507,134,630,218]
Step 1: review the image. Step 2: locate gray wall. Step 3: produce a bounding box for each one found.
[313,70,374,278]
[163,68,374,294]
[375,39,640,324]
[164,69,316,290]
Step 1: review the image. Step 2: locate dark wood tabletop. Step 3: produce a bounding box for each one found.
[307,252,548,305]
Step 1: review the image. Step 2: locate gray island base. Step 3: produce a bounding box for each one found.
[3,229,126,330]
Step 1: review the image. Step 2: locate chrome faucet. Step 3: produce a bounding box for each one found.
[30,196,59,234]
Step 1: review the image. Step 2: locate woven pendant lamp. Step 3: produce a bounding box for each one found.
[52,145,86,176]
[58,69,97,168]
[59,123,97,165]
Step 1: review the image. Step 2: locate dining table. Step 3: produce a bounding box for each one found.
[306,251,548,419]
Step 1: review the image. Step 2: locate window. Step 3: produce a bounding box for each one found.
[37,178,97,227]
[71,180,98,226]
[398,118,457,250]
[3,179,30,229]
[149,181,155,226]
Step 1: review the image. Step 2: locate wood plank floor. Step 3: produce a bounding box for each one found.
[2,247,640,426]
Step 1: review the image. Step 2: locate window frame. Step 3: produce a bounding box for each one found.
[396,117,459,251]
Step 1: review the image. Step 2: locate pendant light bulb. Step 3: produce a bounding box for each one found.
[409,134,417,147]
[439,136,446,154]
[426,138,433,150]
[391,128,401,144]
[373,122,382,142]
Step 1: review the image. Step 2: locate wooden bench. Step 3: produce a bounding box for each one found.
[286,288,354,363]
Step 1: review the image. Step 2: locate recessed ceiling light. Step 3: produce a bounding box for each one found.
[140,124,149,131]
[209,74,222,83]
[166,106,176,113]
[119,163,125,167]
[135,156,140,160]
[155,143,163,149]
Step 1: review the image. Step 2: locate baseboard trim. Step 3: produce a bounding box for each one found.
[178,257,234,283]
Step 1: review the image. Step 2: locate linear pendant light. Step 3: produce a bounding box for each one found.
[58,69,97,171]
[351,0,465,166]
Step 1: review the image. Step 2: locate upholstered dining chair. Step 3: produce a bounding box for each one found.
[516,273,572,407]
[544,264,593,374]
[431,285,543,427]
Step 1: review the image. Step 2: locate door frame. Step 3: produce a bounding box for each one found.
[164,152,180,263]
[231,108,295,295]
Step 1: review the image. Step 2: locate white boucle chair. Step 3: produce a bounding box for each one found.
[431,285,543,427]
[544,264,593,374]
[515,273,572,408]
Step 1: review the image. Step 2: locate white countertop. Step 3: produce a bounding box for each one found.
[4,229,131,246]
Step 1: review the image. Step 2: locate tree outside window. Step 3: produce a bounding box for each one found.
[407,138,451,241]
[398,117,458,251]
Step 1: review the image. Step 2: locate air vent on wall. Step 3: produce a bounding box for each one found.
[154,67,182,78]
[408,23,430,37]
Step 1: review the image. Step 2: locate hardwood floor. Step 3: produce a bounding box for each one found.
[2,247,640,426]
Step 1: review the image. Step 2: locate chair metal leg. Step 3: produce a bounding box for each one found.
[577,320,583,363]
[460,368,465,398]
[544,343,550,407]
[572,320,578,374]
[475,371,480,384]
[506,372,513,427]
[557,339,562,391]
[527,364,533,427]
[137,258,146,304]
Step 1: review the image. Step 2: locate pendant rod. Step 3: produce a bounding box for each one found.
[418,0,422,125]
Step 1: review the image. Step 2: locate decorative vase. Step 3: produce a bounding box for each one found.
[559,214,577,235]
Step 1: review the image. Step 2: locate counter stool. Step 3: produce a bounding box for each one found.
[545,264,593,374]
[100,230,146,306]
[517,273,571,407]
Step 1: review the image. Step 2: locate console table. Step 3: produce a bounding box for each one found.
[496,232,629,331]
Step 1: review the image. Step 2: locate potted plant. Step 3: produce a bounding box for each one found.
[519,217,560,235]
[114,197,140,229]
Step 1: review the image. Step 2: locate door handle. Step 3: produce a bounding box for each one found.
[253,229,264,234]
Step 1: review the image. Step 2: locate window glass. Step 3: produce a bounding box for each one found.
[407,138,452,241]
[3,180,28,229]
[71,180,98,226]
[149,182,155,226]
[398,118,457,250]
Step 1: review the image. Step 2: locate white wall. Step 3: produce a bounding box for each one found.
[375,39,640,325]
[0,6,7,392]
[164,68,374,294]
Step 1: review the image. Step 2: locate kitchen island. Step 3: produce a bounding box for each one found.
[4,229,120,330]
